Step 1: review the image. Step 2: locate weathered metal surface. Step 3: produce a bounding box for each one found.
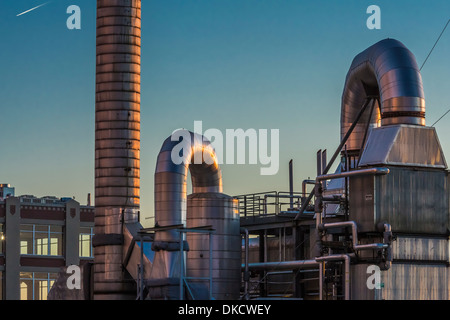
[186,193,241,300]
[349,167,449,234]
[150,131,233,299]
[359,125,447,169]
[375,167,449,234]
[352,261,449,300]
[153,131,222,243]
[348,174,376,233]
[392,236,449,261]
[341,38,425,154]
[381,263,449,300]
[93,0,142,300]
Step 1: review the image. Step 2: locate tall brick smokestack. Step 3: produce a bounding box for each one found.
[93,0,141,300]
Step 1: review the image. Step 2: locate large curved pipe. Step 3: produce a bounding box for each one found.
[154,130,222,241]
[341,38,425,154]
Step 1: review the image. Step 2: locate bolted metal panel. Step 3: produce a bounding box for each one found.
[341,38,425,154]
[94,0,141,300]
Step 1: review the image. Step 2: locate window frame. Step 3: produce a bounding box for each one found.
[19,272,58,300]
[20,224,63,257]
[79,226,94,258]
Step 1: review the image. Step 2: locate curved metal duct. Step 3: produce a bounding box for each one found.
[149,130,224,298]
[154,130,222,240]
[341,38,425,154]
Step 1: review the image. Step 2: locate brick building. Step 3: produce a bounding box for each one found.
[0,184,94,300]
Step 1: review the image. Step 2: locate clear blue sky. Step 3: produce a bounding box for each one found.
[1,0,450,227]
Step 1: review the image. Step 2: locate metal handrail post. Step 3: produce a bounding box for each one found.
[140,236,144,300]
[179,231,184,300]
[209,232,213,300]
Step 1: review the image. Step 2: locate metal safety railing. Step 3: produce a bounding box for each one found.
[234,191,313,218]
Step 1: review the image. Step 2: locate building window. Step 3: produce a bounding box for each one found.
[20,272,57,300]
[79,227,94,258]
[20,224,63,256]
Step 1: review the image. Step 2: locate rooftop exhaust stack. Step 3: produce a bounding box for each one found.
[93,0,142,300]
[148,131,241,300]
[341,38,425,157]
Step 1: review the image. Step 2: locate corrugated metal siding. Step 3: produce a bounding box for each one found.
[375,167,449,234]
[393,237,449,261]
[381,264,448,300]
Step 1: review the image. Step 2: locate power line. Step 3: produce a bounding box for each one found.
[420,18,450,71]
[431,107,450,127]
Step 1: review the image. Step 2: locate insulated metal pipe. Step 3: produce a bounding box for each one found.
[341,38,425,154]
[154,130,222,241]
[381,223,393,270]
[94,0,141,299]
[242,259,319,272]
[302,179,315,195]
[318,221,388,251]
[316,167,389,182]
[289,160,294,209]
[151,131,223,284]
[315,254,352,300]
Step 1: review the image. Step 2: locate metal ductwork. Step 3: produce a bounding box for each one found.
[93,0,142,300]
[150,131,222,285]
[154,131,222,239]
[149,131,240,299]
[341,38,425,154]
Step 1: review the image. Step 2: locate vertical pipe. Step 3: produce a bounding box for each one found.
[264,229,268,262]
[140,237,144,300]
[316,254,352,300]
[316,150,323,177]
[179,231,184,300]
[136,264,140,298]
[244,196,247,218]
[94,0,142,300]
[258,231,266,296]
[279,227,282,261]
[289,159,294,209]
[319,262,323,300]
[344,145,349,220]
[209,232,213,300]
[283,227,286,261]
[344,256,350,300]
[321,150,327,190]
[243,229,249,299]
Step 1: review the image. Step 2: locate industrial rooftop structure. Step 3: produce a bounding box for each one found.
[46,0,450,300]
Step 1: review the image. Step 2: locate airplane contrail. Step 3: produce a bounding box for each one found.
[16,2,50,17]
